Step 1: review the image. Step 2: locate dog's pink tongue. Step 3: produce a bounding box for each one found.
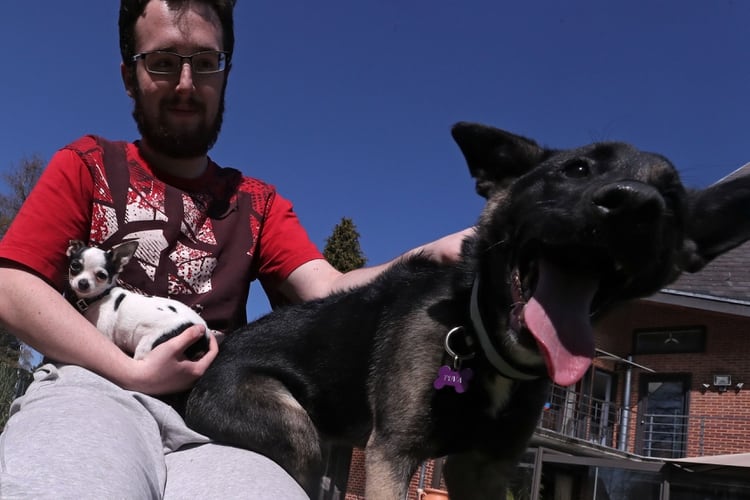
[524,260,597,387]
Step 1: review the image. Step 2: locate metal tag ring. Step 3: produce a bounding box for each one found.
[444,326,475,369]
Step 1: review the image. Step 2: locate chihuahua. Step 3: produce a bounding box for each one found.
[66,239,210,360]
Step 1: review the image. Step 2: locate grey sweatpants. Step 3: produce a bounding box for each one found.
[0,364,308,499]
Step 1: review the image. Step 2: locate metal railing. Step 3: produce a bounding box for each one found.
[536,384,750,458]
[538,383,620,448]
[639,412,687,458]
[635,412,750,458]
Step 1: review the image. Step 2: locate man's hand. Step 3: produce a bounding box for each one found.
[281,227,477,303]
[415,227,476,264]
[124,325,219,395]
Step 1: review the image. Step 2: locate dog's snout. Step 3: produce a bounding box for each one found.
[77,280,90,292]
[592,181,665,221]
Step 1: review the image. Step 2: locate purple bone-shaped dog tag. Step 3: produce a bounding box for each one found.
[433,365,473,393]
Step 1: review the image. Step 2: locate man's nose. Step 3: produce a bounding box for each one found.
[175,62,195,92]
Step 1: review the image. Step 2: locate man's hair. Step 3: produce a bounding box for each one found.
[119,0,237,67]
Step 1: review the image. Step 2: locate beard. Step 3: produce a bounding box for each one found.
[131,86,226,159]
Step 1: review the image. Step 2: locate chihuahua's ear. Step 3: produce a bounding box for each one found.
[109,240,140,272]
[66,240,86,257]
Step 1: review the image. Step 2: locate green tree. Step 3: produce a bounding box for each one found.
[0,155,44,427]
[0,155,44,238]
[318,217,366,499]
[322,217,366,272]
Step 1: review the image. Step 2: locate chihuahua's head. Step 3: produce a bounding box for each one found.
[66,240,139,299]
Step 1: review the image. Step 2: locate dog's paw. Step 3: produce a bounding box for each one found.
[133,340,154,360]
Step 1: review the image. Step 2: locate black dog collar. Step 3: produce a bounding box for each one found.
[73,289,111,312]
[469,276,542,381]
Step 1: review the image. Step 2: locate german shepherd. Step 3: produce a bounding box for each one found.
[185,122,750,499]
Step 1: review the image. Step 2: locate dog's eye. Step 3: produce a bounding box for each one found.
[562,160,590,179]
[69,261,82,273]
[95,271,109,281]
[660,187,684,209]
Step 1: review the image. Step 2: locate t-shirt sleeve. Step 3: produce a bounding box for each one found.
[0,148,94,290]
[256,190,323,297]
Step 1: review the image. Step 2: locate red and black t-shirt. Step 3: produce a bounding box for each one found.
[0,135,323,332]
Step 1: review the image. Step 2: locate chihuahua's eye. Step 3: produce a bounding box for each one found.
[95,271,109,281]
[69,261,82,274]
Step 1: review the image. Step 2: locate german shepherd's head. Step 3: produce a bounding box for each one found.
[452,122,750,387]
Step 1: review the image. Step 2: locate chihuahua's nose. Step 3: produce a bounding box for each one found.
[78,280,90,292]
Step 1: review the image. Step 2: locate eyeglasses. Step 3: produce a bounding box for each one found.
[131,50,229,75]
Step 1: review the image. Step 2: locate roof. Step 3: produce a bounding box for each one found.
[666,453,750,478]
[716,161,750,183]
[671,453,750,468]
[665,240,750,304]
[652,162,750,311]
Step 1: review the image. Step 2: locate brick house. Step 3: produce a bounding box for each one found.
[520,237,750,499]
[324,168,750,499]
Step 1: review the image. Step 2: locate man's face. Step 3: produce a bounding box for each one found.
[125,0,228,158]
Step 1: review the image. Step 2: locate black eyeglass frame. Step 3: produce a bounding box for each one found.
[131,50,230,75]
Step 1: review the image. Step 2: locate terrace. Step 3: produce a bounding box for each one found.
[538,382,750,459]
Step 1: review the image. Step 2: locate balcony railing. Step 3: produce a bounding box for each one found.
[536,384,750,458]
[538,383,618,448]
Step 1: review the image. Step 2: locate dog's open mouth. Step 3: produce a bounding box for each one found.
[512,253,603,387]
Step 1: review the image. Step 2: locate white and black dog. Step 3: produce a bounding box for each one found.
[66,239,211,360]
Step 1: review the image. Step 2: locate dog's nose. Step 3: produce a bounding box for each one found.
[592,181,665,222]
[78,280,90,292]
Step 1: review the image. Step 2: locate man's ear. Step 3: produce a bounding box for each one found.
[121,62,136,98]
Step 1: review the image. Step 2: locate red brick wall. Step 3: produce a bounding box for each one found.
[345,449,446,500]
[344,448,366,499]
[596,299,750,456]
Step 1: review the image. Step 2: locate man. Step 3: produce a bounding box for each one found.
[0,1,469,497]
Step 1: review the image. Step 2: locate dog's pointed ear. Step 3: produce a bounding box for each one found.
[680,174,750,272]
[451,122,549,198]
[109,240,140,272]
[66,240,85,257]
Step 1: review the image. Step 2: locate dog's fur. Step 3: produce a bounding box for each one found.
[185,123,750,499]
[66,240,210,360]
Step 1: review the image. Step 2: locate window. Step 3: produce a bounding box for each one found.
[633,327,705,354]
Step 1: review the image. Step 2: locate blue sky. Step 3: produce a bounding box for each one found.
[2,0,750,319]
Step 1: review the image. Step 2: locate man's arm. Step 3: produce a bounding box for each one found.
[0,263,217,395]
[278,227,475,303]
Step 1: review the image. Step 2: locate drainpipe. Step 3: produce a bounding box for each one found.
[618,356,633,452]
